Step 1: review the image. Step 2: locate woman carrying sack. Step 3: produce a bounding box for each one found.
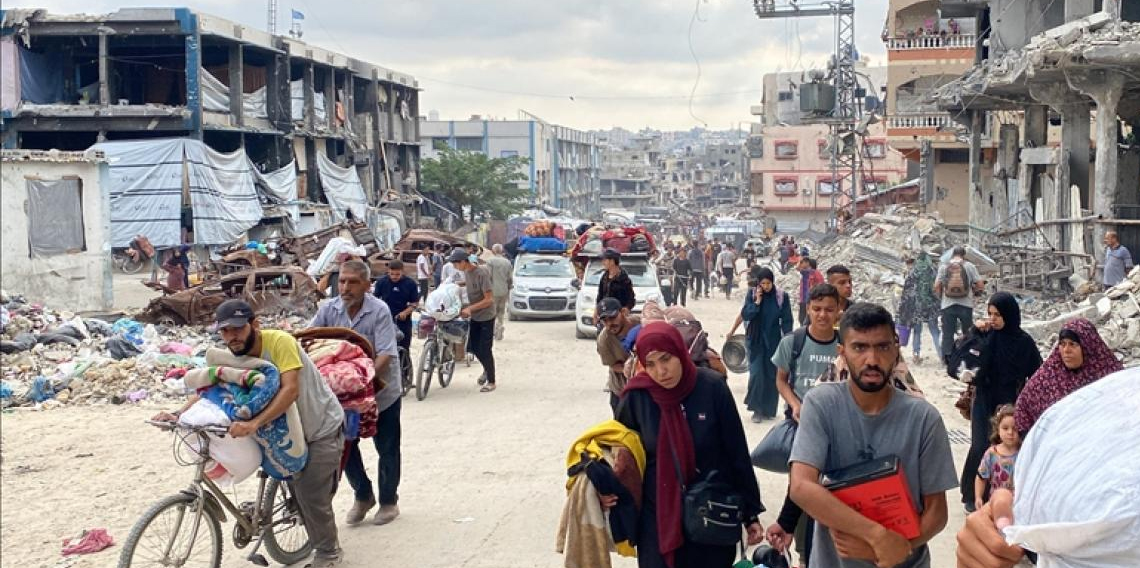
[609,322,766,568]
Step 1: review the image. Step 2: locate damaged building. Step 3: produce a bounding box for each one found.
[927,0,1140,295]
[0,8,421,249]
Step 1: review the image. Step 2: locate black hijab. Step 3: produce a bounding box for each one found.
[976,292,1042,404]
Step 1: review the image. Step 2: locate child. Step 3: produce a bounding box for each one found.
[975,404,1020,511]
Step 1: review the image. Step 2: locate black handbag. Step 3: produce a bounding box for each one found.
[678,468,746,546]
[750,419,798,473]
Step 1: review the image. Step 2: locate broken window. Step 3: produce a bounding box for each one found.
[774,141,798,159]
[773,179,797,195]
[818,140,830,159]
[27,177,85,256]
[863,141,887,159]
[778,91,794,102]
[817,179,838,195]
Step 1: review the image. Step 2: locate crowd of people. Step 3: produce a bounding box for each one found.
[588,232,1136,568]
[144,227,1135,568]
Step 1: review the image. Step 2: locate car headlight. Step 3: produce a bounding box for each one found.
[582,295,594,305]
[515,284,530,293]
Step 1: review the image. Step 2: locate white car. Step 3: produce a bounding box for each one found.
[574,255,662,339]
[508,253,579,320]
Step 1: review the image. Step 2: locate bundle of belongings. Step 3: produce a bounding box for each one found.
[519,235,568,253]
[569,225,657,260]
[623,302,728,377]
[295,327,378,441]
[425,283,464,322]
[557,420,646,568]
[181,347,309,482]
[524,219,566,240]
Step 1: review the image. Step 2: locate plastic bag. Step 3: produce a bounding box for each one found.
[179,399,260,486]
[750,419,797,473]
[425,282,463,322]
[1002,367,1140,568]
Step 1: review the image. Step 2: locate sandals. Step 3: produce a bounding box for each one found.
[480,383,497,393]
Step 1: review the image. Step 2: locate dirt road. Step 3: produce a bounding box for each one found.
[1,287,971,568]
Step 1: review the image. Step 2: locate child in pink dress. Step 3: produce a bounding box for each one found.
[975,404,1020,511]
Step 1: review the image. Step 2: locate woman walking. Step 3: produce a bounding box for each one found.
[959,292,1042,511]
[1015,318,1123,434]
[615,322,765,568]
[732,267,793,422]
[672,249,692,307]
[897,251,941,363]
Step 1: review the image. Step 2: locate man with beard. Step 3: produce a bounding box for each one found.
[155,299,346,567]
[788,303,957,568]
[595,297,641,415]
[314,260,404,527]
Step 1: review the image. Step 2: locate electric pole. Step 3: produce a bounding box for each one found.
[267,0,278,35]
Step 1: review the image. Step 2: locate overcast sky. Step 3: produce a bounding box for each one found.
[13,0,890,131]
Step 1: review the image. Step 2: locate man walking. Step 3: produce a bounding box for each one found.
[826,264,854,316]
[1103,230,1134,288]
[416,246,433,297]
[716,244,738,299]
[688,241,706,301]
[934,246,983,364]
[595,297,641,415]
[797,258,825,326]
[155,299,346,566]
[597,248,635,312]
[486,244,514,341]
[789,303,958,568]
[672,248,692,307]
[451,249,498,392]
[311,260,404,529]
[373,259,420,365]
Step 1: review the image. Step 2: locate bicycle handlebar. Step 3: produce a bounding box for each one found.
[147,420,230,436]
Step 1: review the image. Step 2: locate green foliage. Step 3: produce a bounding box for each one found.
[421,145,531,221]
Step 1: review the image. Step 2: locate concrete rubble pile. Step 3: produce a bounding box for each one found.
[777,205,962,307]
[1021,265,1140,366]
[0,290,311,410]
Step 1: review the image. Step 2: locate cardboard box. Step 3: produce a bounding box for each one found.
[823,455,921,540]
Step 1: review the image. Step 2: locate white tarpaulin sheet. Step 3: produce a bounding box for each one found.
[185,143,263,245]
[243,87,269,119]
[290,80,326,124]
[367,207,405,251]
[316,152,367,221]
[93,138,186,248]
[254,162,298,203]
[201,69,268,119]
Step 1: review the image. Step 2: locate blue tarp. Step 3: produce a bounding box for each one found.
[18,45,64,104]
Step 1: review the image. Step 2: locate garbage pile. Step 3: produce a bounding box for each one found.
[0,290,311,410]
[1021,266,1140,366]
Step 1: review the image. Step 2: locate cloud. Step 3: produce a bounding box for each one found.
[6,0,892,130]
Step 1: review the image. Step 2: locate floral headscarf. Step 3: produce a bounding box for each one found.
[1015,318,1123,433]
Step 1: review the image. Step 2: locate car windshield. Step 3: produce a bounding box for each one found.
[515,256,574,278]
[584,261,657,287]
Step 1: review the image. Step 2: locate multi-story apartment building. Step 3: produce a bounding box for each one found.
[420,117,601,217]
[599,136,660,213]
[883,0,982,225]
[750,65,909,230]
[0,8,421,244]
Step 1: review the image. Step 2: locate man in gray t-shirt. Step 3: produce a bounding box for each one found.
[772,284,842,417]
[452,249,500,391]
[789,303,957,568]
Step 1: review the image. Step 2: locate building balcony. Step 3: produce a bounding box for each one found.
[887,33,975,50]
[888,113,953,130]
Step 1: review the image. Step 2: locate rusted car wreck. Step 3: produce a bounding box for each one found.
[138,267,323,326]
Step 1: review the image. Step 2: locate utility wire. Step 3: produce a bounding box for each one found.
[687,0,709,127]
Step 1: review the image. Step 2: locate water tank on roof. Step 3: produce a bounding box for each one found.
[800,83,836,114]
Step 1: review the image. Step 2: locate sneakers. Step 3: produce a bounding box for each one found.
[372,504,400,525]
[345,497,375,525]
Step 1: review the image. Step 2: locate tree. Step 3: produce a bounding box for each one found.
[421,144,531,222]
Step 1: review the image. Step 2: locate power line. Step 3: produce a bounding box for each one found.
[687,0,709,127]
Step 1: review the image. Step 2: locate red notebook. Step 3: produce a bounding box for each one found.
[822,455,921,539]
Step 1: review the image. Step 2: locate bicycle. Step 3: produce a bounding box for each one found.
[118,421,311,568]
[113,248,147,274]
[398,340,414,398]
[413,315,467,401]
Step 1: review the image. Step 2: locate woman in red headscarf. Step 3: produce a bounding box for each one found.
[1015,317,1123,435]
[614,321,765,568]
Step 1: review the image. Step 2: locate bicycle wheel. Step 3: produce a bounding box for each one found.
[416,338,436,400]
[260,479,312,565]
[118,492,222,568]
[438,345,455,388]
[399,348,413,397]
[121,255,145,275]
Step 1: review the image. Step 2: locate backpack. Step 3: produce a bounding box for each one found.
[663,306,710,365]
[943,260,972,298]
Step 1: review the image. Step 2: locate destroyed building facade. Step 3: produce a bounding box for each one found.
[928,0,1140,295]
[0,8,423,245]
[419,116,602,218]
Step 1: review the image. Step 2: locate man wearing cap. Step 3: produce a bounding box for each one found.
[451,249,499,392]
[597,248,635,313]
[595,297,640,415]
[156,299,346,567]
[311,260,404,527]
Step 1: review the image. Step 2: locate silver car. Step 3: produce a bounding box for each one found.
[507,253,579,320]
